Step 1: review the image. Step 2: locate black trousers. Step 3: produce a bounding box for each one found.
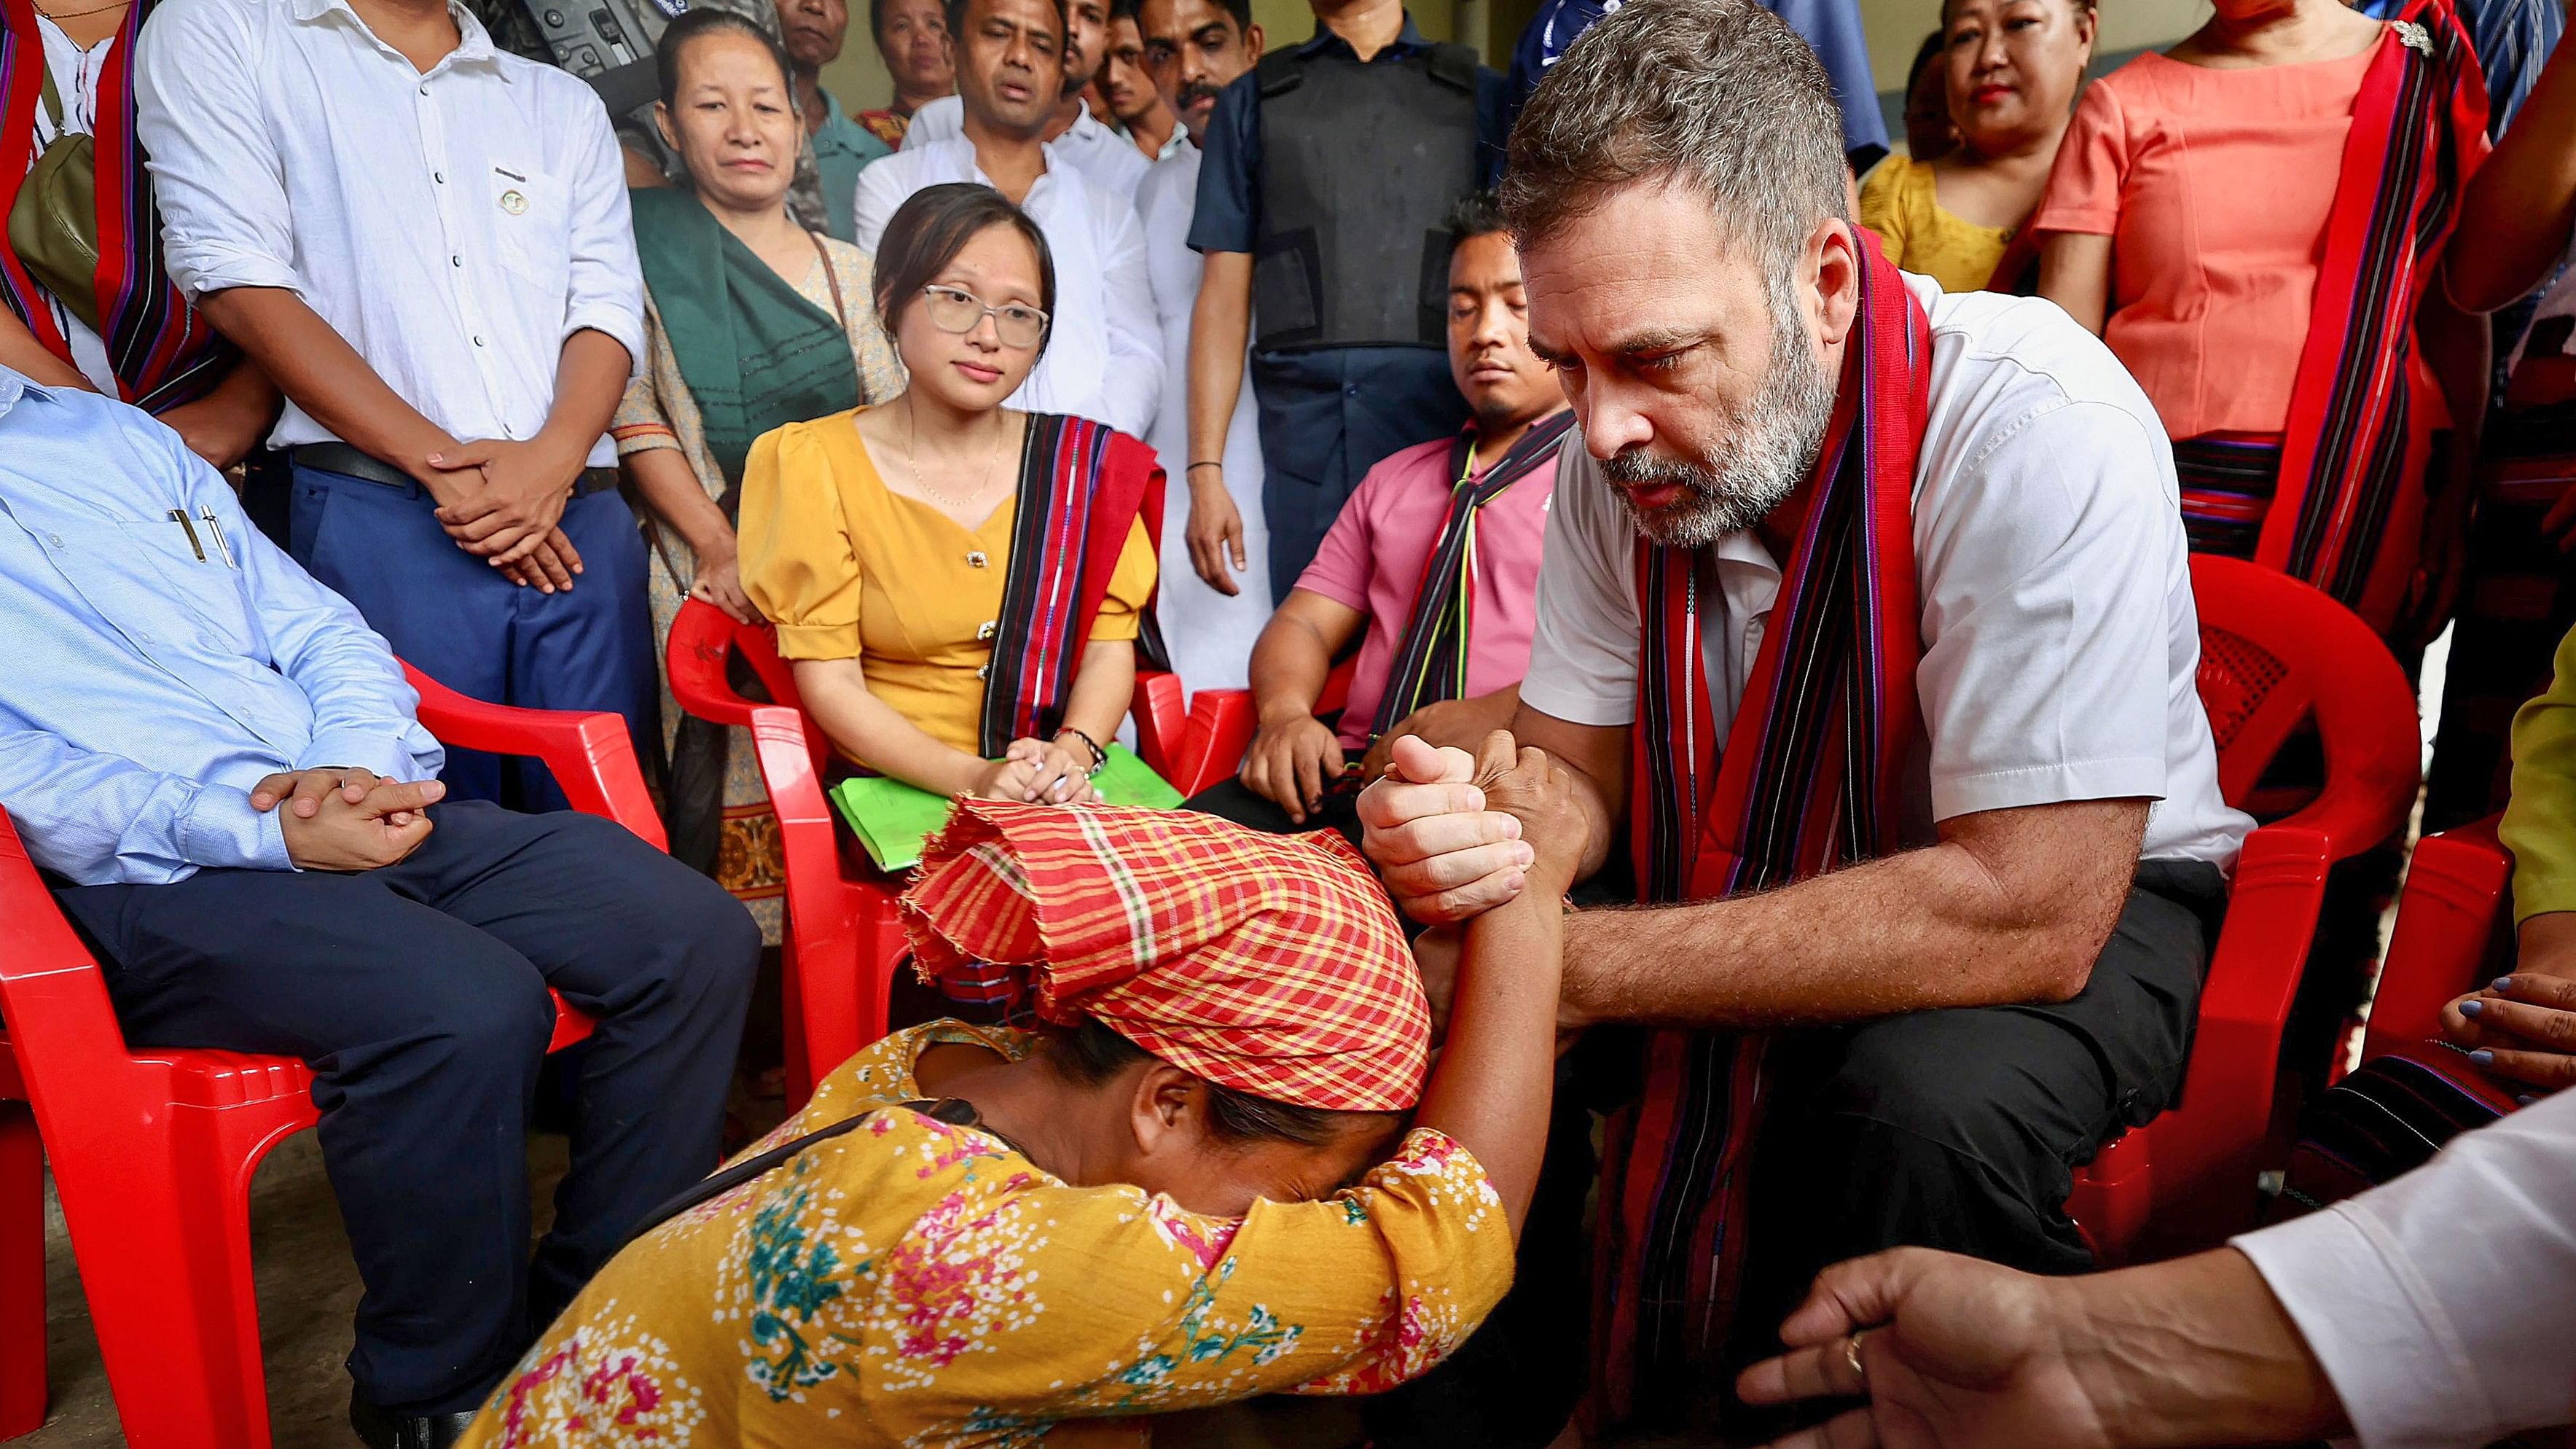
[1182,773,1364,848]
[52,802,760,1414]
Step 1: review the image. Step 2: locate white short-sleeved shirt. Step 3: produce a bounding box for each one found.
[1520,274,2251,868]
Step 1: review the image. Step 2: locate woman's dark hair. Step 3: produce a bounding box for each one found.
[1046,1018,1358,1147]
[1907,27,1945,88]
[655,7,796,112]
[872,182,1059,361]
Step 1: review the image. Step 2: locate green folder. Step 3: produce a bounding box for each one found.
[828,744,1185,872]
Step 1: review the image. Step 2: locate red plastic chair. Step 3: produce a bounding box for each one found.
[2360,816,2513,1067]
[2064,555,2422,1262]
[664,598,1193,1104]
[0,665,654,1448]
[1166,655,1358,798]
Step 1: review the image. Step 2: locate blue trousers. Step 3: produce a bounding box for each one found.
[289,464,655,810]
[52,803,759,1413]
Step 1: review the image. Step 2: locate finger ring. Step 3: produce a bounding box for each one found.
[1844,1330,1869,1388]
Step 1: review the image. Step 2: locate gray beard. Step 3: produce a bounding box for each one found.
[1602,322,1837,550]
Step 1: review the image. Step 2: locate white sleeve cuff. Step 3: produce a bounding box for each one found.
[2233,1209,2502,1449]
[162,241,304,301]
[1930,756,2166,821]
[296,730,421,784]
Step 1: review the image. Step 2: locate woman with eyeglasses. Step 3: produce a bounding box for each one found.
[738,182,1159,806]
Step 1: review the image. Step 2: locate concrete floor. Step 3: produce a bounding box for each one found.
[22,1132,572,1449]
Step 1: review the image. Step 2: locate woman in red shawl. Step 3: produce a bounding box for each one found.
[458,736,1581,1448]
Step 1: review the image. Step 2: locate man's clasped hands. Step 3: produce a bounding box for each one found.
[247,767,445,872]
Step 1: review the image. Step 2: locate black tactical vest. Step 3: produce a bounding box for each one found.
[1250,40,1483,354]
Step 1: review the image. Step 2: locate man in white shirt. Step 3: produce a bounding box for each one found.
[853,0,1161,437]
[1358,0,2253,1436]
[1733,1085,2576,1449]
[133,0,652,813]
[1132,0,1267,689]
[899,0,1150,198]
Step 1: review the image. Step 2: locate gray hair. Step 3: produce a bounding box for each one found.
[1500,0,1850,277]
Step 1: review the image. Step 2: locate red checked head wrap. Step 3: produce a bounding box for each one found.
[899,800,1431,1112]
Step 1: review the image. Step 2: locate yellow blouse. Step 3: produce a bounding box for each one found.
[458,1022,1515,1449]
[1857,155,2013,294]
[737,411,1158,756]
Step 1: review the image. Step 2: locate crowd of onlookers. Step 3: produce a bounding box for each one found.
[10,0,2576,1442]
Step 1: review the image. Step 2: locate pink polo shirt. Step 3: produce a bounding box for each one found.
[1294,429,1563,749]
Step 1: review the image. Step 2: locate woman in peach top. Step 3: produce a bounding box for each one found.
[2032,0,2488,638]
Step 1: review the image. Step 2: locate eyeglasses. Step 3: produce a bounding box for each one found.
[920,284,1049,348]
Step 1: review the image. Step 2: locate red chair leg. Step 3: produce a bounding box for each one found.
[0,1101,44,1440]
[54,1113,283,1449]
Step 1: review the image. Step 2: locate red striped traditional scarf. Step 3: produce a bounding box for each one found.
[2250,0,2486,631]
[0,0,232,410]
[1595,235,1930,1422]
[1369,408,1578,740]
[901,800,1430,1111]
[979,414,1165,757]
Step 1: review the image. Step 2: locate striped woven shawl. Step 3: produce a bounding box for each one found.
[1595,236,1930,1422]
[2251,0,2486,630]
[1368,408,1577,740]
[976,414,1164,759]
[0,0,232,409]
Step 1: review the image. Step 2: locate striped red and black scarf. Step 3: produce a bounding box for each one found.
[976,413,1165,758]
[1367,408,1576,740]
[1594,236,1930,1423]
[2179,0,2486,632]
[0,0,232,410]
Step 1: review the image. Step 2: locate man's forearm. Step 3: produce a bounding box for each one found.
[1187,252,1253,474]
[1560,802,2142,1029]
[2067,1251,2347,1449]
[533,328,633,470]
[195,287,454,485]
[1247,612,1336,724]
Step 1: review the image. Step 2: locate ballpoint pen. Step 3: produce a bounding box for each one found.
[197,506,236,568]
[168,508,205,561]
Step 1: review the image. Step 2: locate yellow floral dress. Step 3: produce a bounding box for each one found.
[458,1022,1514,1448]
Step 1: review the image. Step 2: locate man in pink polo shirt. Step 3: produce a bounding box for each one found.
[1186,191,1574,840]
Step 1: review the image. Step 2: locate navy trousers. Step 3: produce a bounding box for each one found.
[1250,345,1468,603]
[52,802,759,1413]
[289,464,656,811]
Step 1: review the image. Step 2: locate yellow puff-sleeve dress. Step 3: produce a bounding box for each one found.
[458,1022,1516,1448]
[735,412,1159,756]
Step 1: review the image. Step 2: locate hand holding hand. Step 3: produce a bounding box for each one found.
[1242,711,1346,824]
[277,775,444,872]
[970,753,1042,801]
[1015,735,1099,805]
[1185,474,1248,597]
[1470,731,1587,897]
[1357,734,1532,924]
[430,438,584,567]
[251,767,445,830]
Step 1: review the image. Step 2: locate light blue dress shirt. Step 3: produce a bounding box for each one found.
[0,367,442,886]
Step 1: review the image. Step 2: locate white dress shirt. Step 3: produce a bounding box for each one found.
[1136,140,1270,692]
[1521,274,2251,869]
[2234,1087,2576,1449]
[898,93,1150,199]
[133,0,646,465]
[851,137,1162,439]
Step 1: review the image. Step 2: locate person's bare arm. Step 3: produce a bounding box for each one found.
[157,353,283,470]
[2037,233,2114,335]
[625,445,755,620]
[1241,588,1365,821]
[790,656,1017,798]
[2448,36,2576,314]
[1183,250,1253,593]
[0,306,95,391]
[1405,735,1582,1237]
[1017,638,1138,803]
[1737,1247,2346,1449]
[1554,799,2146,1029]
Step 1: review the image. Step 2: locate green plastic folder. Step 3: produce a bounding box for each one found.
[828,744,1185,872]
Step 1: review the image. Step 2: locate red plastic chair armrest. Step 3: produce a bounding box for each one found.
[1131,670,1189,782]
[0,815,144,1102]
[2156,824,2330,1212]
[1168,688,1258,800]
[2363,817,2511,1065]
[402,663,664,850]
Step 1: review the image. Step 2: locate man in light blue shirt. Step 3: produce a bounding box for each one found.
[0,367,757,1448]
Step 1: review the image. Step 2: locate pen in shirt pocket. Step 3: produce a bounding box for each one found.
[197,506,237,567]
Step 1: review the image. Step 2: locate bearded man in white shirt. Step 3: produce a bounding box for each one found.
[1132,0,1267,690]
[897,0,1149,197]
[852,0,1162,436]
[1356,0,2255,1439]
[133,0,653,814]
